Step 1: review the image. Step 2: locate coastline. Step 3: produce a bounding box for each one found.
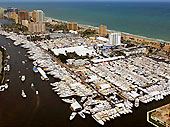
[46,16,170,45]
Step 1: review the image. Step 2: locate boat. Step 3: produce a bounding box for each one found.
[21,75,26,82]
[80,96,87,103]
[21,90,27,98]
[92,114,104,126]
[33,67,38,73]
[41,76,45,81]
[0,88,5,92]
[4,84,8,89]
[31,83,34,87]
[83,110,91,114]
[69,112,77,120]
[22,61,25,64]
[135,98,139,107]
[62,98,76,104]
[78,111,85,119]
[35,90,39,95]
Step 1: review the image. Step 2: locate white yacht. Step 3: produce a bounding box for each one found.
[4,84,8,89]
[135,98,139,107]
[35,90,39,95]
[92,114,104,126]
[31,83,34,87]
[78,111,85,119]
[70,112,77,120]
[21,75,26,82]
[62,98,76,104]
[21,90,27,98]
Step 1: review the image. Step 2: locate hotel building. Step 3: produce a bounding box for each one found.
[99,24,107,37]
[18,10,29,24]
[36,10,44,22]
[67,22,78,31]
[109,32,121,45]
[28,22,46,33]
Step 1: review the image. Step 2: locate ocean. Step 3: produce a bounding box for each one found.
[1,1,170,42]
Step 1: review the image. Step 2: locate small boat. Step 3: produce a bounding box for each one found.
[21,75,25,82]
[78,111,85,119]
[92,114,104,126]
[33,67,38,73]
[35,90,39,95]
[83,110,91,114]
[21,90,27,98]
[135,98,139,107]
[41,76,45,81]
[31,83,34,87]
[70,112,77,120]
[0,88,5,92]
[4,84,8,89]
[80,96,87,103]
[62,98,76,104]
[22,61,25,64]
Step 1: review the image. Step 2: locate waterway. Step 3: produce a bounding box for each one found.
[0,19,170,127]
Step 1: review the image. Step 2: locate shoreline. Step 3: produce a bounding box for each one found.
[46,16,170,45]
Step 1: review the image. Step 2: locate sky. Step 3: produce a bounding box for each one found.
[1,0,170,2]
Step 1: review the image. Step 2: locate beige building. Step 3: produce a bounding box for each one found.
[32,10,36,21]
[99,24,107,37]
[36,10,44,22]
[22,20,29,27]
[67,22,78,31]
[28,22,46,33]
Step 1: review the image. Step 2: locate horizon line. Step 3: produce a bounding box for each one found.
[1,0,170,2]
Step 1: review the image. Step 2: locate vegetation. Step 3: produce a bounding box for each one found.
[80,29,96,37]
[46,22,69,33]
[126,43,136,48]
[2,23,28,33]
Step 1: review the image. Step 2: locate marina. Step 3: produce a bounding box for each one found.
[0,29,169,127]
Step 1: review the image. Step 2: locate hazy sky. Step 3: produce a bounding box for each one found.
[1,0,170,2]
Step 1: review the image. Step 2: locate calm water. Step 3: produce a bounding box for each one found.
[0,19,170,127]
[1,1,170,41]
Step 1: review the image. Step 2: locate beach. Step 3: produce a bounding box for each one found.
[1,1,170,42]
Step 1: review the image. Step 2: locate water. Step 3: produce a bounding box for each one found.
[0,19,170,127]
[1,1,170,42]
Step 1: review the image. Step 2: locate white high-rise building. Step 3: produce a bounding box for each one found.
[109,32,121,45]
[36,10,44,23]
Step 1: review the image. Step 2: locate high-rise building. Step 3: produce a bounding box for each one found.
[32,10,37,21]
[67,22,78,31]
[29,12,33,18]
[28,22,46,33]
[99,24,107,37]
[18,10,29,24]
[109,32,121,45]
[36,10,44,22]
[0,8,4,18]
